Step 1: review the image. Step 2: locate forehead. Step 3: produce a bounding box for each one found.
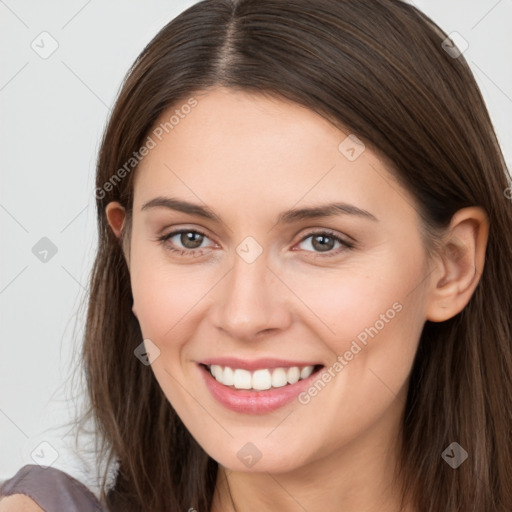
[133,87,419,228]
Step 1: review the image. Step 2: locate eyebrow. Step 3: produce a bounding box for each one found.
[140,196,378,223]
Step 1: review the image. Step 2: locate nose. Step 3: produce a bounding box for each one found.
[211,250,293,342]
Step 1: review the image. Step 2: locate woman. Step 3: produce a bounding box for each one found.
[2,0,511,510]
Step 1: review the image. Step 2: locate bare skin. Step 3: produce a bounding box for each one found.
[0,495,44,512]
[105,87,488,512]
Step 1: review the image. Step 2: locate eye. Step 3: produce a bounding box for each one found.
[295,230,354,257]
[157,229,216,257]
[157,228,354,259]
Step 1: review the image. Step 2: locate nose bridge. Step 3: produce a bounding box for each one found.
[212,242,290,339]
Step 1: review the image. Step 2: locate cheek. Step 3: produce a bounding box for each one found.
[287,250,425,348]
[130,249,216,351]
[132,271,191,336]
[288,265,426,457]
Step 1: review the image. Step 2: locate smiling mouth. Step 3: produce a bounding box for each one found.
[201,363,324,391]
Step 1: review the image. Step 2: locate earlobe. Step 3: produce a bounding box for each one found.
[105,201,126,238]
[425,207,489,322]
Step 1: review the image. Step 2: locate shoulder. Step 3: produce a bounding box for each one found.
[0,464,106,512]
[0,494,44,511]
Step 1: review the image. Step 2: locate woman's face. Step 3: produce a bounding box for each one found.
[119,87,433,474]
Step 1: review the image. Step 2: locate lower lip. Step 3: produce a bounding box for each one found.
[199,364,321,414]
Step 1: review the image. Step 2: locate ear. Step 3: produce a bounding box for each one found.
[425,207,489,322]
[105,201,130,266]
[105,201,126,238]
[105,201,137,316]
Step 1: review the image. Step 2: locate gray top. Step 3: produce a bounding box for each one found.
[0,464,107,511]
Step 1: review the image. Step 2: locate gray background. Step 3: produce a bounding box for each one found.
[1,0,511,484]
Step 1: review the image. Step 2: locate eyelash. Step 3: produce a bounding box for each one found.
[157,228,355,259]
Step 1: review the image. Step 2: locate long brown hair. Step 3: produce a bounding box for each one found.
[77,0,512,510]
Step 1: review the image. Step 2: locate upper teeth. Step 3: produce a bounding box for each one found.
[208,365,315,390]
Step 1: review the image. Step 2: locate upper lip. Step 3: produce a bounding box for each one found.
[199,357,322,371]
